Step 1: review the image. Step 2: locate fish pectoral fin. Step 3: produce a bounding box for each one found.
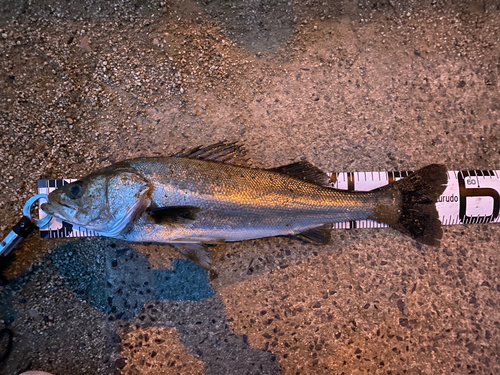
[173,243,212,270]
[296,224,332,245]
[147,206,202,224]
[268,161,330,186]
[172,141,251,166]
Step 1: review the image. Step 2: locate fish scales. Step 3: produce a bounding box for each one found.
[42,143,448,254]
[124,157,382,243]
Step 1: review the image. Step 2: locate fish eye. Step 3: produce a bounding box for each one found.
[66,182,84,199]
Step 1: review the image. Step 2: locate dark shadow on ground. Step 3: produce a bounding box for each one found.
[0,0,297,52]
[200,0,295,51]
[50,242,215,320]
[133,296,282,374]
[0,240,282,374]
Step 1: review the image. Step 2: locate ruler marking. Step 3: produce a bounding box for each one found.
[38,169,500,238]
[346,173,356,229]
[347,172,355,191]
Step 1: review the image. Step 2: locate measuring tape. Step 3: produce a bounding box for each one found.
[37,170,500,239]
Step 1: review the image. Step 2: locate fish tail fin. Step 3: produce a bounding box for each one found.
[370,164,448,246]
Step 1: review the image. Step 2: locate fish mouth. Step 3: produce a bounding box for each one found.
[40,202,55,215]
[41,201,77,222]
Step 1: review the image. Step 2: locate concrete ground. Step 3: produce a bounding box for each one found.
[1,0,500,374]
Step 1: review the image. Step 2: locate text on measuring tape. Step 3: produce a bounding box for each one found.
[329,169,499,229]
[37,169,500,238]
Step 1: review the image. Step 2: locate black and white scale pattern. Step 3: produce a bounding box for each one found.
[37,170,500,238]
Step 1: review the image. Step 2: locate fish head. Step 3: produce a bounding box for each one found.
[42,165,150,236]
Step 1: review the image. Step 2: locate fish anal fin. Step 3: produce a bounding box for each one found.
[174,243,212,270]
[269,161,330,186]
[297,224,332,244]
[172,141,250,166]
[147,206,202,224]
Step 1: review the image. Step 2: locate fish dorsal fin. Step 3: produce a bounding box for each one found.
[172,141,250,166]
[147,206,202,224]
[268,161,330,186]
[296,224,332,244]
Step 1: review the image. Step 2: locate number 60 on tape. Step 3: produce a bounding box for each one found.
[37,169,500,238]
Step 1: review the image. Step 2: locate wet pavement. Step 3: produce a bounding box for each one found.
[1,0,500,374]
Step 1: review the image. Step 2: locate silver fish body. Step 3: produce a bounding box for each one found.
[119,157,385,243]
[42,144,448,250]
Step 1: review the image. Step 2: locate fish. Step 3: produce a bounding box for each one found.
[42,142,448,268]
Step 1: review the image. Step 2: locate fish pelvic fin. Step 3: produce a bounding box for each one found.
[369,164,447,247]
[173,243,212,270]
